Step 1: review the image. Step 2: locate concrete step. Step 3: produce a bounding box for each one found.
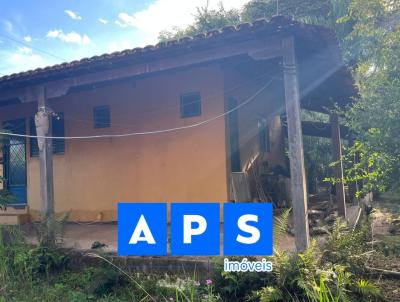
[0,206,29,225]
[0,206,28,215]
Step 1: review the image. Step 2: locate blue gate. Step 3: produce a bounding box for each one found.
[3,119,27,204]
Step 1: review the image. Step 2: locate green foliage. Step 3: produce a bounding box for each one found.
[254,218,383,302]
[303,136,332,193]
[212,216,383,302]
[0,227,222,302]
[300,110,333,193]
[33,211,70,246]
[0,225,27,283]
[242,0,334,24]
[209,209,291,301]
[326,140,394,197]
[0,186,17,210]
[13,245,67,277]
[273,208,291,245]
[212,256,271,301]
[0,218,385,302]
[256,247,382,302]
[322,217,371,273]
[0,226,67,284]
[158,0,353,44]
[352,279,381,301]
[340,0,400,192]
[158,3,241,41]
[258,286,283,302]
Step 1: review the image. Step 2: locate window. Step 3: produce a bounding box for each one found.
[258,118,270,153]
[30,113,65,157]
[94,105,110,128]
[53,113,65,154]
[180,92,201,118]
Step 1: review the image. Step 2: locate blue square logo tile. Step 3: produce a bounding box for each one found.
[118,203,167,256]
[224,203,273,256]
[171,203,220,256]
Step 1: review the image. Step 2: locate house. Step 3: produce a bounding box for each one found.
[0,16,354,251]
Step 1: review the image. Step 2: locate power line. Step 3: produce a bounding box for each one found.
[0,34,67,62]
[62,72,281,127]
[0,79,272,140]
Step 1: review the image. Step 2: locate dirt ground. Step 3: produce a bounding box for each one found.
[368,192,400,301]
[22,222,297,254]
[20,203,361,254]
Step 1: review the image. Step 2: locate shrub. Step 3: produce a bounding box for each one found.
[322,217,371,273]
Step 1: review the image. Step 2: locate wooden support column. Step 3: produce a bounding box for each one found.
[35,86,55,245]
[347,136,358,202]
[330,113,347,218]
[282,36,310,252]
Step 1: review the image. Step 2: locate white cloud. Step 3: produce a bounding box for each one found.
[47,29,62,38]
[98,18,109,24]
[0,49,47,75]
[114,0,250,45]
[23,35,32,42]
[18,46,32,54]
[64,9,82,20]
[115,12,135,28]
[46,29,91,45]
[108,40,133,53]
[10,53,43,65]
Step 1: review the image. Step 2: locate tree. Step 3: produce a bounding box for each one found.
[241,0,332,23]
[341,0,400,193]
[158,3,241,41]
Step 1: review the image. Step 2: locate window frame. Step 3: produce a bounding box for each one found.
[180,92,201,118]
[93,105,111,129]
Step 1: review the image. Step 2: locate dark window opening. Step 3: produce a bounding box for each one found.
[258,118,270,153]
[180,92,201,118]
[30,113,65,156]
[94,105,110,128]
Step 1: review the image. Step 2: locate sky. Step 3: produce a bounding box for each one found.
[0,0,250,76]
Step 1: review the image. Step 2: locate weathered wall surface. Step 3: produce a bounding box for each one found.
[223,62,287,175]
[0,65,228,221]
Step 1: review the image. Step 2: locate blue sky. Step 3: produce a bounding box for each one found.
[0,0,249,76]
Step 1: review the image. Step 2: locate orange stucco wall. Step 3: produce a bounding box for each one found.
[0,65,228,221]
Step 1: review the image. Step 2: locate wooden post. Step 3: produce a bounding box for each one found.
[347,136,358,202]
[35,86,55,245]
[282,36,310,252]
[330,113,347,218]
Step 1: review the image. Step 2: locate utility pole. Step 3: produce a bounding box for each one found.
[282,36,310,252]
[35,86,55,246]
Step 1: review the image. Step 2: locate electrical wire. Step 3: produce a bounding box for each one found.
[0,34,68,77]
[61,72,281,127]
[0,34,67,62]
[0,79,273,140]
